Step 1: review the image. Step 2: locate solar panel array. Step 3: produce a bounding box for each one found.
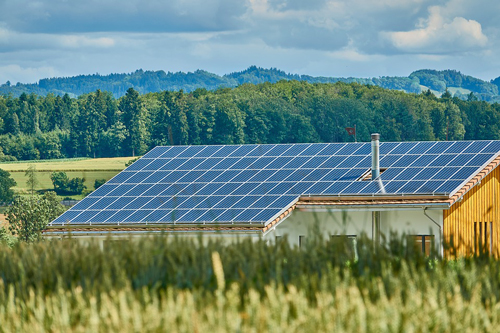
[51,140,500,226]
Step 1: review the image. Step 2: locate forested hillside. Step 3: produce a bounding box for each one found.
[0,81,499,162]
[1,67,500,102]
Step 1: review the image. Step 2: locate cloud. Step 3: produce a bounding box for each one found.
[382,6,488,54]
[0,64,59,84]
[0,0,247,34]
[0,27,115,53]
[0,0,499,85]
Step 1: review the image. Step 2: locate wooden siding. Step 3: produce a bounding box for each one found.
[444,166,500,257]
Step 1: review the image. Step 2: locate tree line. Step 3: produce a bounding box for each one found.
[0,80,500,161]
[2,67,500,101]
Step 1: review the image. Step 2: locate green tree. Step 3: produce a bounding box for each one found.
[0,168,16,203]
[99,120,127,157]
[25,164,39,196]
[94,179,106,190]
[50,171,70,193]
[120,88,149,156]
[6,191,65,243]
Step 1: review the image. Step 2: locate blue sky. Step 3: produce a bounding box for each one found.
[0,0,498,84]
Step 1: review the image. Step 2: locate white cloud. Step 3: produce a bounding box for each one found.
[0,64,59,84]
[383,6,488,54]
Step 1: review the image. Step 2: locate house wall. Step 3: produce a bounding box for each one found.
[444,166,500,257]
[268,208,443,250]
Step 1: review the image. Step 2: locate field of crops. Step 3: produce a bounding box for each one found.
[0,157,132,198]
[0,234,499,331]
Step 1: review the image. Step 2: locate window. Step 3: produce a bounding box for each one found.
[331,235,358,260]
[299,236,306,248]
[474,222,493,255]
[409,235,434,256]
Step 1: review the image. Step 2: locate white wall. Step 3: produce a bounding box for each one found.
[267,208,443,250]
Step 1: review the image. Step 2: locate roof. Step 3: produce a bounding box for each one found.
[48,140,500,233]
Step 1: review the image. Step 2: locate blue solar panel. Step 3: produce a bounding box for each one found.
[178,159,204,170]
[126,159,153,171]
[466,154,493,167]
[159,159,188,170]
[211,145,239,157]
[51,141,500,227]
[250,195,279,208]
[447,154,474,167]
[286,182,314,195]
[398,181,426,193]
[142,146,170,159]
[124,197,154,209]
[482,141,500,153]
[389,142,415,154]
[305,182,333,195]
[379,142,400,154]
[281,144,310,156]
[143,159,171,171]
[298,143,328,156]
[318,143,345,156]
[263,144,293,156]
[229,145,258,157]
[341,182,369,194]
[89,210,117,223]
[108,172,136,184]
[407,141,435,155]
[124,210,154,223]
[410,155,438,167]
[337,143,364,155]
[284,170,312,182]
[90,197,118,210]
[72,211,99,223]
[247,145,276,156]
[194,157,224,170]
[249,169,277,182]
[143,210,172,223]
[196,145,224,157]
[248,157,276,169]
[159,146,188,158]
[444,141,472,154]
[463,141,490,153]
[52,210,82,224]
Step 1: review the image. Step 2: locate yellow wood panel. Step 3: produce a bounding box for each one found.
[444,166,500,258]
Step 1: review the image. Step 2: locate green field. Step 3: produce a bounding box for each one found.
[0,235,499,331]
[0,157,133,198]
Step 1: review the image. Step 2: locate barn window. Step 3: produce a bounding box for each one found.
[409,235,434,256]
[474,222,493,255]
[299,235,306,248]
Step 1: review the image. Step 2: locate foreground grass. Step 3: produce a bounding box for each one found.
[0,235,499,332]
[0,156,132,198]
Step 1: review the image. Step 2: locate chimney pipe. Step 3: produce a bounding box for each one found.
[371,133,380,180]
[371,133,381,246]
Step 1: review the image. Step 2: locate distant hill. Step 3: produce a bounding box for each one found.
[1,66,500,102]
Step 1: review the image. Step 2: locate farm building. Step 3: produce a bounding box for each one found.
[47,135,500,257]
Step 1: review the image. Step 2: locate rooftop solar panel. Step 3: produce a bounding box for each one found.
[50,140,500,227]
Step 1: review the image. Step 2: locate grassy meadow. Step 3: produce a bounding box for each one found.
[0,234,499,331]
[0,157,132,198]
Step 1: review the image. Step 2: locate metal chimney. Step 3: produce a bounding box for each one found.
[371,133,380,180]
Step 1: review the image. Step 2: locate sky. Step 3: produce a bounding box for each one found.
[0,0,499,84]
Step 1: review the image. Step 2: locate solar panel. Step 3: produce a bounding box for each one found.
[50,140,500,227]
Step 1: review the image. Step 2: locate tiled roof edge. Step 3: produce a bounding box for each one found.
[448,154,500,205]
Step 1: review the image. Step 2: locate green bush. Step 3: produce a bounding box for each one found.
[50,171,86,195]
[94,178,106,190]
